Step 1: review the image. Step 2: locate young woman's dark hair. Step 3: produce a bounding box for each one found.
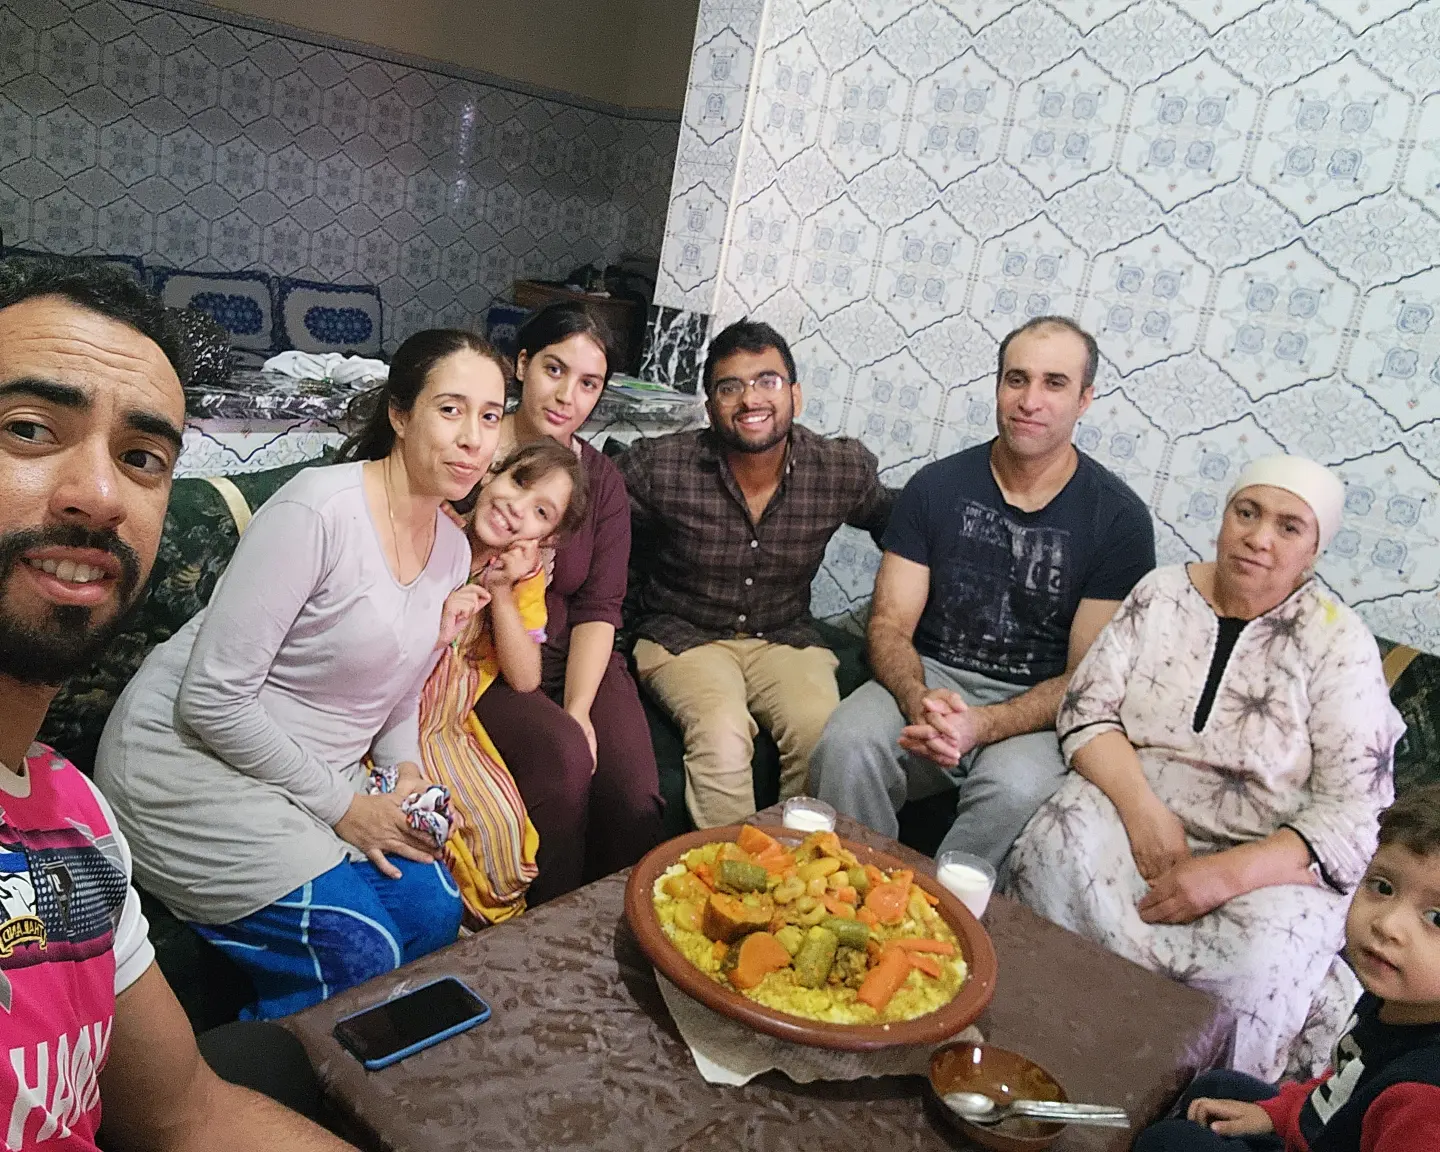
[511,302,616,400]
[337,329,508,463]
[491,439,589,539]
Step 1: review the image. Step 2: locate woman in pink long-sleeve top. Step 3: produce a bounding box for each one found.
[474,302,663,902]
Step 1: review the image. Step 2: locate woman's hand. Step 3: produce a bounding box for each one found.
[1138,853,1238,925]
[334,791,439,879]
[568,707,598,775]
[484,539,540,589]
[1120,794,1192,881]
[1186,1097,1274,1137]
[437,584,491,649]
[391,759,428,795]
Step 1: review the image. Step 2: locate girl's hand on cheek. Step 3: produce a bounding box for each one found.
[487,538,540,587]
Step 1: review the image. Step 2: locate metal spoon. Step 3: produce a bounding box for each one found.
[944,1090,1131,1129]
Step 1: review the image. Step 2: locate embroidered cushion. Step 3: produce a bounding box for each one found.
[152,269,278,354]
[277,277,383,357]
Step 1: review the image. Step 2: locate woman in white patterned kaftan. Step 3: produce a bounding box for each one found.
[1007,456,1404,1081]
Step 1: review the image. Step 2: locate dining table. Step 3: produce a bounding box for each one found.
[285,808,1235,1150]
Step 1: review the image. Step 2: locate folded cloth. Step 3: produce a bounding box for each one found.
[655,973,982,1085]
[366,764,452,849]
[263,350,388,385]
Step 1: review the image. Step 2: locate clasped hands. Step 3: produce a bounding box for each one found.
[898,687,985,768]
[1122,795,1236,925]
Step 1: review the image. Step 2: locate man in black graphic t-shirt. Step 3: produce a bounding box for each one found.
[811,317,1155,869]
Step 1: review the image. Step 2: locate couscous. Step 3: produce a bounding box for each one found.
[652,825,968,1025]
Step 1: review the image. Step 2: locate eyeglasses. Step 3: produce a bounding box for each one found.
[712,371,789,400]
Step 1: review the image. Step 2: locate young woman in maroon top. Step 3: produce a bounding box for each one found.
[474,302,663,901]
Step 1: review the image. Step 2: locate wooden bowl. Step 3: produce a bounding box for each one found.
[928,1041,1067,1150]
[624,824,998,1051]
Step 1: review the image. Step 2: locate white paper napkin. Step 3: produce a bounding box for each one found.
[656,972,983,1086]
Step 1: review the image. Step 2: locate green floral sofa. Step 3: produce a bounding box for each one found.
[39,454,1440,1030]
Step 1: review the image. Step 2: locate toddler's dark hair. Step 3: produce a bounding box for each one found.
[1377,784,1440,857]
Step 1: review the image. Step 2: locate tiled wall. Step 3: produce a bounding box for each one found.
[652,0,1440,653]
[0,0,679,349]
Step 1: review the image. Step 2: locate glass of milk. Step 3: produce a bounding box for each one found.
[782,797,837,834]
[936,850,996,919]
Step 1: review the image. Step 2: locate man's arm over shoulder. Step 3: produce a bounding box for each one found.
[830,435,896,546]
[99,963,353,1152]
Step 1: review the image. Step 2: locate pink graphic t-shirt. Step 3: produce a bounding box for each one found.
[1,744,153,1151]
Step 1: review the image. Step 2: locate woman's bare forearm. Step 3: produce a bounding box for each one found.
[563,621,613,716]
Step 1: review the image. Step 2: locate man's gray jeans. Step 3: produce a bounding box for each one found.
[809,656,1066,869]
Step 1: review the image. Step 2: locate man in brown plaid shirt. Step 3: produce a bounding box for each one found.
[617,319,893,828]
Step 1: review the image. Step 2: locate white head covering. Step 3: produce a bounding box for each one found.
[1225,454,1345,552]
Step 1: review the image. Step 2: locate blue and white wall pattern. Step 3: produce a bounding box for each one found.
[0,0,679,351]
[655,0,1440,652]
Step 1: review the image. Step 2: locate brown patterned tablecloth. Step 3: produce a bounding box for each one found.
[287,813,1234,1151]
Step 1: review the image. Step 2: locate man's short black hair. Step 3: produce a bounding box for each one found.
[996,315,1099,392]
[702,318,798,395]
[0,256,187,378]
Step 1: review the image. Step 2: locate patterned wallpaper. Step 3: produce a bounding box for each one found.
[653,0,1440,653]
[0,0,679,349]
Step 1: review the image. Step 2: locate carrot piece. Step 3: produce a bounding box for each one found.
[836,885,858,905]
[907,953,943,979]
[889,937,956,956]
[856,906,878,927]
[915,885,940,906]
[693,863,717,891]
[857,946,912,1011]
[865,938,884,962]
[864,882,909,925]
[890,868,914,889]
[863,864,887,889]
[712,940,728,962]
[737,825,782,857]
[757,851,797,875]
[728,931,793,991]
[821,893,856,918]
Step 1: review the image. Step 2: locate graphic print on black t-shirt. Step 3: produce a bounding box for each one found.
[882,444,1157,687]
[929,500,1069,685]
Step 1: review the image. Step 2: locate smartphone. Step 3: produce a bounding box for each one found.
[333,976,491,1070]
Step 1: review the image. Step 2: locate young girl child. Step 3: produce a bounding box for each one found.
[419,440,587,924]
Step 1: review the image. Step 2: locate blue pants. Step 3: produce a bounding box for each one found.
[194,857,462,1019]
[1135,1070,1285,1151]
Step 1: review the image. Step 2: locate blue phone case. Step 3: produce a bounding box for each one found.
[333,976,491,1071]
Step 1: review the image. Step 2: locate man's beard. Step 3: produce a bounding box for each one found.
[0,525,144,686]
[713,407,791,455]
